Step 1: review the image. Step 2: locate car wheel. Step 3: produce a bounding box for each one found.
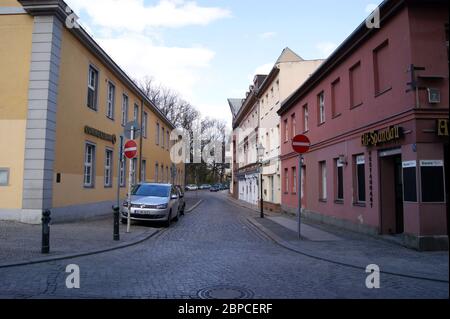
[165,211,171,228]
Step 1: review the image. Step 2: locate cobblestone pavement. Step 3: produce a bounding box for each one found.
[0,192,448,299]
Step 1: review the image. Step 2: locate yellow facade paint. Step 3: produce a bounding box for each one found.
[0,13,33,208]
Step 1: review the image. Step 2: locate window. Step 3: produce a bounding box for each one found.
[156,123,160,145]
[121,94,129,126]
[141,160,146,182]
[284,168,289,193]
[166,130,170,150]
[291,113,296,138]
[373,40,391,95]
[0,168,9,186]
[350,62,363,107]
[104,149,113,187]
[155,163,159,182]
[143,112,148,138]
[319,161,327,200]
[284,119,289,142]
[87,65,98,110]
[106,81,115,119]
[161,127,165,148]
[292,167,297,194]
[119,159,125,187]
[318,92,325,124]
[331,78,342,117]
[133,104,139,123]
[166,167,169,183]
[131,158,137,185]
[266,132,270,154]
[84,143,95,187]
[355,155,366,202]
[303,104,309,132]
[335,159,344,201]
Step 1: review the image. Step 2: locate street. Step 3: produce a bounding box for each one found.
[0,192,448,299]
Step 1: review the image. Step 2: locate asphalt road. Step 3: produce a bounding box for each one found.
[0,191,448,299]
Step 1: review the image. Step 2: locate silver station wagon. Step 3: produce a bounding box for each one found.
[121,183,180,227]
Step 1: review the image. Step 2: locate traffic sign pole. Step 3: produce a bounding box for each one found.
[126,126,135,233]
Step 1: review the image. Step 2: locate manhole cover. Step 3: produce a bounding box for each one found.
[197,286,254,299]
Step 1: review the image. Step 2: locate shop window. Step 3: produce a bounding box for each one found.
[355,155,366,202]
[87,65,98,110]
[350,61,363,107]
[319,161,327,200]
[106,81,115,120]
[104,149,113,187]
[84,143,96,188]
[0,168,9,186]
[420,160,445,202]
[402,161,417,202]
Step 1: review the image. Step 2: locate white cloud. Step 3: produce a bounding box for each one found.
[66,0,231,32]
[96,33,215,99]
[259,31,277,39]
[315,42,338,58]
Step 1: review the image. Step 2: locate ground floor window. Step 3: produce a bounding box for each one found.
[84,143,95,188]
[356,155,366,202]
[119,159,125,187]
[335,159,344,201]
[291,167,297,194]
[104,149,113,187]
[319,161,327,200]
[284,168,289,194]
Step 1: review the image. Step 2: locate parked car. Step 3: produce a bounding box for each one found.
[210,184,221,192]
[199,184,211,190]
[185,184,198,191]
[175,185,186,215]
[121,183,180,227]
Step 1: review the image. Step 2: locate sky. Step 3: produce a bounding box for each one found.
[65,0,383,127]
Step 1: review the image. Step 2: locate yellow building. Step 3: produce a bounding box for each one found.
[0,0,185,223]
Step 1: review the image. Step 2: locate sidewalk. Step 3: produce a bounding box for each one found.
[226,194,449,282]
[0,196,201,268]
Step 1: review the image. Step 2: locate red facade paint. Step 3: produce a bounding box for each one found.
[278,0,449,250]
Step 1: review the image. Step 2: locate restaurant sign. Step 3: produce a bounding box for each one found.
[84,126,117,144]
[361,125,403,147]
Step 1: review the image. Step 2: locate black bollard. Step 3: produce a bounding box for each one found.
[41,210,51,254]
[112,205,120,241]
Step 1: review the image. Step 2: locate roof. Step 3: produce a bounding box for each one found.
[278,0,408,116]
[227,98,244,117]
[18,0,176,129]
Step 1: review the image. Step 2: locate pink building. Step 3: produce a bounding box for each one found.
[278,0,448,250]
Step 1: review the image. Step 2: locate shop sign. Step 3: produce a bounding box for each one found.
[361,125,403,147]
[437,119,448,137]
[84,126,117,144]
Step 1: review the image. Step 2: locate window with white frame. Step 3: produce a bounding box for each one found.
[121,94,128,126]
[318,91,325,124]
[106,81,115,119]
[166,130,170,150]
[134,103,139,123]
[87,66,98,110]
[0,168,9,186]
[303,104,309,132]
[161,127,165,148]
[143,112,148,138]
[104,149,113,187]
[84,143,96,187]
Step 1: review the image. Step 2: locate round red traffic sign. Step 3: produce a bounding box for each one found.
[292,134,311,154]
[124,140,138,159]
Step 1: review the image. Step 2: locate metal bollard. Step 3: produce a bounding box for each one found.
[112,205,120,241]
[41,210,51,254]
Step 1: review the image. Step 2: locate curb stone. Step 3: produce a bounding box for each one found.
[246,217,449,284]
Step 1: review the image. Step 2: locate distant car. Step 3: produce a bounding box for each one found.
[210,184,221,192]
[185,184,198,191]
[121,183,180,227]
[174,185,186,215]
[199,184,211,190]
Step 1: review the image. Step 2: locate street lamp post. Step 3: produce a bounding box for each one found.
[256,143,265,219]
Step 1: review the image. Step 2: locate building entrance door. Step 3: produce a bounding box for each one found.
[380,152,404,235]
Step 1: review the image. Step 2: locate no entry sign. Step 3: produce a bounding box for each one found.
[124,140,138,159]
[292,134,310,154]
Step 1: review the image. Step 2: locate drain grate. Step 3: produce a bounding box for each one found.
[197,285,255,299]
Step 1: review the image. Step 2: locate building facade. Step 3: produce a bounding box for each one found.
[0,0,184,224]
[257,48,323,212]
[278,0,448,250]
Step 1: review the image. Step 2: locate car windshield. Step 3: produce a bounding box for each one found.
[131,184,170,197]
